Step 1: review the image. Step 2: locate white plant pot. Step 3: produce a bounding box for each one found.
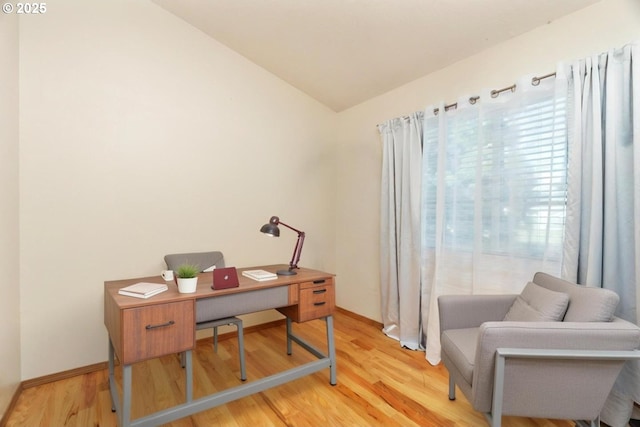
[177,277,198,293]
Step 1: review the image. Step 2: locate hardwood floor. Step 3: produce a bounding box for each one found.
[5,309,575,427]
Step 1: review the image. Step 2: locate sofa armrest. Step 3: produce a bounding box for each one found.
[438,294,517,332]
[477,318,640,357]
[467,318,640,417]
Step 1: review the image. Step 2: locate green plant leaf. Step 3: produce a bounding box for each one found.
[176,263,199,278]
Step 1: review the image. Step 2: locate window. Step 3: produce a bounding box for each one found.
[422,90,567,263]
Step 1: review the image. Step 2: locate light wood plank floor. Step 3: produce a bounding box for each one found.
[5,310,576,427]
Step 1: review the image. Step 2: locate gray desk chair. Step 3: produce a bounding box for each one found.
[164,251,246,381]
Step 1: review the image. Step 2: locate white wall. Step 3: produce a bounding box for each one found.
[333,0,640,322]
[19,0,336,380]
[0,11,21,418]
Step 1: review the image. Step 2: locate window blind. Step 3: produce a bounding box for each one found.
[422,91,567,261]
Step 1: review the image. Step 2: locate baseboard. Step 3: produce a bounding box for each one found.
[21,361,111,390]
[336,306,383,329]
[0,383,22,427]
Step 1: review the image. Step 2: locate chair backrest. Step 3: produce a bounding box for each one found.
[164,251,225,272]
[532,272,620,322]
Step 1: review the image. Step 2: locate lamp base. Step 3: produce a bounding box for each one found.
[276,269,297,276]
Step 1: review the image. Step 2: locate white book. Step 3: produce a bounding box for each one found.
[242,269,278,281]
[118,282,168,299]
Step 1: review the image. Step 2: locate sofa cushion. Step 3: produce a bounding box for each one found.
[503,282,569,322]
[441,327,478,385]
[563,287,620,322]
[533,272,620,322]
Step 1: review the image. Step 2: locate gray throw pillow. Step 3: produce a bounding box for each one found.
[504,282,569,322]
[562,286,619,322]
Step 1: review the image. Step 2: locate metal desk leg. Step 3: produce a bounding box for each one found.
[185,349,193,403]
[121,364,132,427]
[286,317,293,355]
[326,315,337,385]
[237,324,247,381]
[108,340,116,412]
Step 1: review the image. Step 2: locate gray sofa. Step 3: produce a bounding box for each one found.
[439,272,640,427]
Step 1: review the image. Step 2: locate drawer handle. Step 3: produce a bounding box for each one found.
[313,289,327,294]
[313,279,326,284]
[314,302,326,306]
[145,320,175,330]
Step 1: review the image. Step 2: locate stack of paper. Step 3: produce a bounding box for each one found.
[242,269,278,281]
[118,282,168,299]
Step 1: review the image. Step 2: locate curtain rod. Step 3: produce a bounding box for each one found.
[532,72,556,86]
[378,71,557,126]
[433,72,556,115]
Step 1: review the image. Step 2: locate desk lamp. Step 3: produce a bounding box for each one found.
[260,216,305,276]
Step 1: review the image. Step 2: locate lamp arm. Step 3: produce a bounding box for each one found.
[289,232,305,270]
[277,220,304,235]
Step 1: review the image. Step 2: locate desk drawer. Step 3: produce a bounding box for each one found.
[121,300,194,364]
[298,279,335,322]
[277,278,335,322]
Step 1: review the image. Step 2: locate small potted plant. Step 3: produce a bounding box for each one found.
[176,263,199,293]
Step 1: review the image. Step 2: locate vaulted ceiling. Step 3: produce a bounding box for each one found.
[152,0,600,112]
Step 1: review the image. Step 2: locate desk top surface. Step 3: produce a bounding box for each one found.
[105,264,334,308]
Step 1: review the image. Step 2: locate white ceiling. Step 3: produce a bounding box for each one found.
[152,0,600,112]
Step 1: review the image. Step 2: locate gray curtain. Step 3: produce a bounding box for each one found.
[562,42,640,427]
[378,112,423,350]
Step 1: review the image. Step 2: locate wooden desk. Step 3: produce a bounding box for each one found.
[104,265,336,427]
